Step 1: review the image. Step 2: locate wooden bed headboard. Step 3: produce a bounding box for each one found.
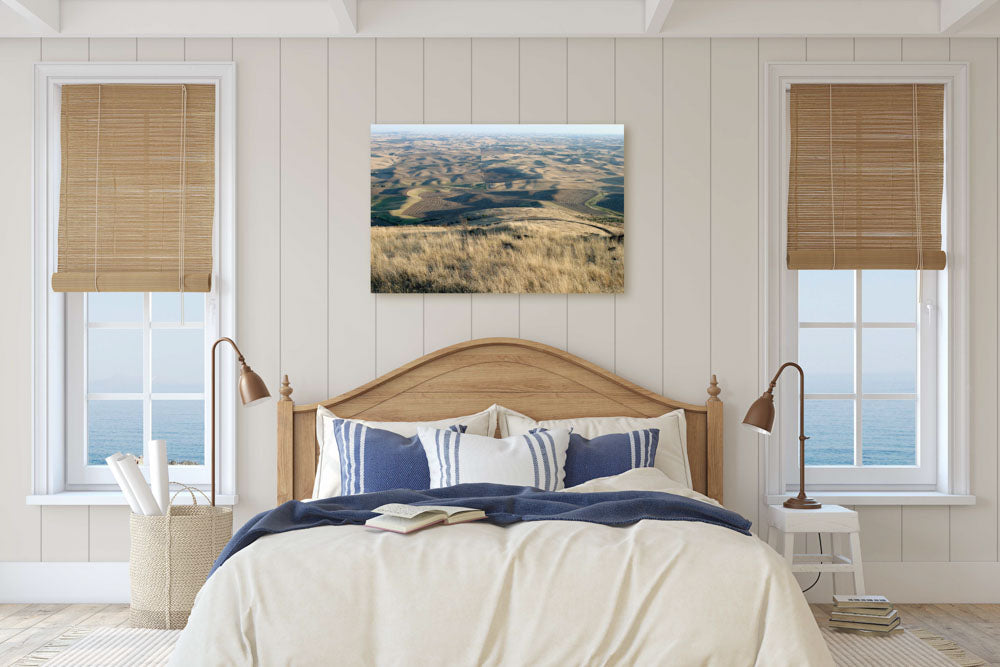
[277,338,724,504]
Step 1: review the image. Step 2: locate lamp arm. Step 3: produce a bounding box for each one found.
[209,337,243,507]
[212,336,246,364]
[768,361,814,506]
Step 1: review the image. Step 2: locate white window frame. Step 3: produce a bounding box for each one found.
[30,62,237,503]
[66,291,214,487]
[792,270,935,486]
[761,62,970,500]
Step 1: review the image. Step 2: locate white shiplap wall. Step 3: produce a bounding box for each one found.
[0,36,997,601]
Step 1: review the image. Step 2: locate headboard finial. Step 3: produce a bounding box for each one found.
[707,374,721,401]
[279,374,293,402]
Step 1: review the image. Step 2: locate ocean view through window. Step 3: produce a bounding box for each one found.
[798,270,920,467]
[86,292,207,466]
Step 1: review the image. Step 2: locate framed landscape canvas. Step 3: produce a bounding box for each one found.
[370,124,624,294]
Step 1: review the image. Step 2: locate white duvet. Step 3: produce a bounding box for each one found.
[172,469,833,666]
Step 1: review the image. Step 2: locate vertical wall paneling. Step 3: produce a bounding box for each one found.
[757,37,806,536]
[902,508,951,562]
[518,38,569,349]
[950,38,999,562]
[902,38,951,61]
[88,507,130,561]
[566,38,616,371]
[422,39,474,353]
[38,38,97,561]
[40,507,89,562]
[805,38,854,61]
[614,39,663,392]
[234,38,281,525]
[280,39,330,402]
[858,505,903,562]
[88,38,137,61]
[853,38,902,61]
[710,38,758,529]
[894,37,954,563]
[4,37,1000,600]
[662,38,711,405]
[137,38,185,61]
[41,38,87,60]
[329,39,378,395]
[184,38,233,61]
[0,38,41,561]
[469,39,521,339]
[375,39,426,374]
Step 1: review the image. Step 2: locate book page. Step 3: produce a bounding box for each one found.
[373,503,443,519]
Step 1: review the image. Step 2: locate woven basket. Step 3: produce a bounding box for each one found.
[129,485,232,629]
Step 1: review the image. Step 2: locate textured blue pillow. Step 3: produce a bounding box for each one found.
[559,428,660,487]
[333,419,465,496]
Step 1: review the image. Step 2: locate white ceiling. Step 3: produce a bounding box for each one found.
[3,0,1000,38]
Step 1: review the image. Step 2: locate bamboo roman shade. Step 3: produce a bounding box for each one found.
[786,83,946,270]
[52,83,216,292]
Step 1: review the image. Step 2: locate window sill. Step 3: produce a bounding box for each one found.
[766,492,975,506]
[26,492,238,506]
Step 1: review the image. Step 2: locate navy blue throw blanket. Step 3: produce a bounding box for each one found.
[211,483,751,577]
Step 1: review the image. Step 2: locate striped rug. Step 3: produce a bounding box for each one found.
[12,624,987,666]
[12,627,181,667]
[822,626,986,667]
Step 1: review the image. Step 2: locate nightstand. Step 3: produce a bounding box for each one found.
[766,504,865,595]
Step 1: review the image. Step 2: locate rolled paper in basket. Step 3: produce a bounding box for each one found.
[106,454,142,514]
[116,454,161,516]
[149,440,170,516]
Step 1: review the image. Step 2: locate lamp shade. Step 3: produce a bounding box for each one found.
[238,363,271,406]
[742,391,776,435]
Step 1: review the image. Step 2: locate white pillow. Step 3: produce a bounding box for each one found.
[498,406,692,489]
[313,405,498,499]
[418,427,571,491]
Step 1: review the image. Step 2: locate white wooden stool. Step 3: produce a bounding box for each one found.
[766,504,865,595]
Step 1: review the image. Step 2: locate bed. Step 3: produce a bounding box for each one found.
[171,338,833,665]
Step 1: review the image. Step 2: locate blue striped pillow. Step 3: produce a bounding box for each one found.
[554,428,660,487]
[332,419,465,496]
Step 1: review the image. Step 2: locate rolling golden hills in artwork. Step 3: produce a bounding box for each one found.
[370,124,624,294]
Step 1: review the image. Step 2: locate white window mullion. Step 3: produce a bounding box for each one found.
[142,292,152,466]
[854,270,863,467]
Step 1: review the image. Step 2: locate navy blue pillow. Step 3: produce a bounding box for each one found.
[557,428,660,487]
[333,419,465,495]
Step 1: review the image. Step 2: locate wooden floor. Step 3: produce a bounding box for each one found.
[812,603,1000,666]
[0,603,129,666]
[0,603,997,665]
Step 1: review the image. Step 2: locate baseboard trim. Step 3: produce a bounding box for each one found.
[0,562,129,603]
[803,561,1000,603]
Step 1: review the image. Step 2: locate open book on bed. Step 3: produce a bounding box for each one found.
[365,503,486,534]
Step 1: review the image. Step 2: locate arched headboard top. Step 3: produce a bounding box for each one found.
[277,338,723,503]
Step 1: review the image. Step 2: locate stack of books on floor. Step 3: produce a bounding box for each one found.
[829,595,901,634]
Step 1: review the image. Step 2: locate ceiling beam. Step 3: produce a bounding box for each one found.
[1,0,58,32]
[940,0,1000,33]
[330,0,357,33]
[644,0,675,34]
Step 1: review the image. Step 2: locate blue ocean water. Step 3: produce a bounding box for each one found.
[804,397,916,466]
[88,400,205,465]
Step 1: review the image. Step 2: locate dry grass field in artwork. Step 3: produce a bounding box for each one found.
[370,124,625,294]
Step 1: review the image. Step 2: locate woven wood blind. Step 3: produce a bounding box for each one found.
[787,83,946,270]
[52,83,216,292]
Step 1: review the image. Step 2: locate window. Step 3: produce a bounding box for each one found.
[763,62,970,498]
[31,63,235,501]
[65,292,212,487]
[793,269,936,486]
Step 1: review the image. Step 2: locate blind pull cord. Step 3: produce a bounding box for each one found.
[178,85,188,294]
[828,84,837,270]
[93,84,102,292]
[912,84,924,272]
